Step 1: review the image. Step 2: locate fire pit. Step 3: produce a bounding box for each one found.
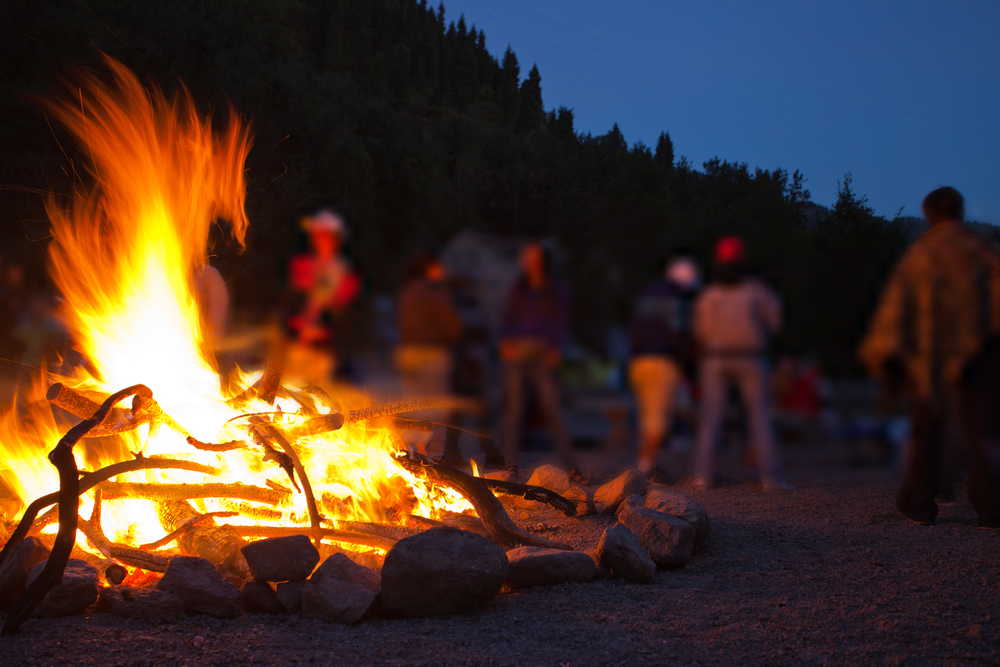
[0,59,705,635]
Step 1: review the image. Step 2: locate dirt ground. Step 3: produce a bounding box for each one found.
[2,456,999,667]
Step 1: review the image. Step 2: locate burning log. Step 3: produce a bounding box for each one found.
[247,416,323,540]
[394,457,572,551]
[212,500,282,523]
[97,481,289,505]
[3,384,152,635]
[345,397,479,425]
[157,500,250,578]
[33,533,128,586]
[78,491,171,573]
[139,511,238,550]
[186,436,248,452]
[0,455,219,568]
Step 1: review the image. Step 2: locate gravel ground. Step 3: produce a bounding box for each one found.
[2,459,999,666]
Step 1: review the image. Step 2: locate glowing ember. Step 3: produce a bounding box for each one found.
[0,58,471,559]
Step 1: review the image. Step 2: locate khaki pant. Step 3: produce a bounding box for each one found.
[395,345,452,459]
[629,355,683,446]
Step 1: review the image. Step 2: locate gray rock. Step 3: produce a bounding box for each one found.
[0,537,50,610]
[26,559,99,617]
[596,524,656,584]
[240,535,319,582]
[617,505,696,569]
[97,585,184,620]
[276,580,307,614]
[613,494,646,518]
[526,464,572,493]
[562,485,596,516]
[242,580,284,615]
[155,556,241,618]
[594,469,647,515]
[505,547,596,588]
[586,548,613,580]
[300,553,380,624]
[644,489,711,552]
[381,527,508,617]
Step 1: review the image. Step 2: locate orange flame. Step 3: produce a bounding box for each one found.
[0,58,470,554]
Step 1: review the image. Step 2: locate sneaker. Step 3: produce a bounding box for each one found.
[645,467,670,485]
[936,491,957,506]
[438,453,467,468]
[763,480,796,493]
[692,476,713,491]
[902,513,934,526]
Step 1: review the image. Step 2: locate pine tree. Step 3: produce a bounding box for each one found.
[654,131,674,168]
[515,64,543,134]
[497,45,520,124]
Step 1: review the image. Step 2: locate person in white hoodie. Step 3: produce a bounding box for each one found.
[693,236,792,492]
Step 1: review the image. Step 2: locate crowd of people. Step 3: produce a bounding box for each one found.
[3,185,997,528]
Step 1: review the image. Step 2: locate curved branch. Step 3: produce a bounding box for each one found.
[394,457,571,551]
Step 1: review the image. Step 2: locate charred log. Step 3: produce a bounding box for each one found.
[97,481,289,505]
[480,478,577,517]
[157,500,250,578]
[394,457,571,551]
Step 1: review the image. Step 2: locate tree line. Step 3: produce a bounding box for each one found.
[0,0,912,372]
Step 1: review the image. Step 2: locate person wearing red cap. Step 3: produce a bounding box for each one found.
[693,236,792,492]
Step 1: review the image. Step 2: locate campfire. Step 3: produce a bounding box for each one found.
[0,59,576,633]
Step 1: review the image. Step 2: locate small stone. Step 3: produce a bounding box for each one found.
[276,580,307,614]
[97,585,184,620]
[301,553,381,624]
[242,580,284,615]
[155,556,241,618]
[617,505,696,569]
[484,470,522,483]
[597,524,656,584]
[644,489,711,552]
[26,559,99,617]
[0,537,50,610]
[526,464,572,493]
[562,486,596,516]
[594,470,647,515]
[381,527,508,618]
[241,535,320,582]
[505,547,596,588]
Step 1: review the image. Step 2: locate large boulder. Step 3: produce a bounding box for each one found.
[380,527,508,617]
[301,553,380,624]
[596,524,655,584]
[594,470,647,515]
[155,556,241,618]
[617,505,696,569]
[275,580,307,614]
[240,535,319,582]
[97,586,184,620]
[241,580,285,615]
[26,559,99,617]
[526,465,572,493]
[562,486,596,516]
[0,537,50,609]
[505,547,596,588]
[644,490,710,552]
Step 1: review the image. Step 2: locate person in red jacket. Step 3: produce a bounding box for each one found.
[285,209,361,385]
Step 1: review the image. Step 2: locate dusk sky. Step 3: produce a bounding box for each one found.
[444,0,1000,223]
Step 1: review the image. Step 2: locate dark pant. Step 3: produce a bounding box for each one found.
[502,360,576,470]
[898,342,1000,527]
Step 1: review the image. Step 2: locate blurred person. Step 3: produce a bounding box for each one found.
[860,187,1000,528]
[395,251,463,460]
[0,261,27,361]
[194,262,229,347]
[629,257,701,484]
[441,274,506,469]
[13,292,69,372]
[693,237,791,492]
[284,209,361,386]
[499,242,583,482]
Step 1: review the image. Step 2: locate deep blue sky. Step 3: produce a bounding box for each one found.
[444,0,1000,223]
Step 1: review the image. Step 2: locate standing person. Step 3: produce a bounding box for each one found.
[440,274,507,469]
[500,242,583,482]
[395,252,463,460]
[860,187,1000,528]
[629,257,701,484]
[285,209,361,386]
[693,237,791,492]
